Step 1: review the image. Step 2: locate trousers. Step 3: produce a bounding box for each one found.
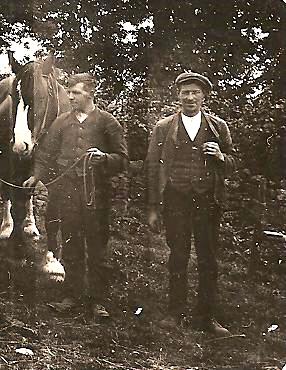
[163,183,221,319]
[56,175,110,304]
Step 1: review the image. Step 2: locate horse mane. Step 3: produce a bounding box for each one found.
[0,76,14,104]
[11,56,70,137]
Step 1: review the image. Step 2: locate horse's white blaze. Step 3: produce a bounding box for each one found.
[23,197,40,238]
[13,94,33,155]
[0,199,13,239]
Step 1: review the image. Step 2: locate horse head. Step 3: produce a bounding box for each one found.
[8,52,62,157]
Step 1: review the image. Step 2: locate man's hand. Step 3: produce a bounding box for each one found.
[87,147,107,162]
[23,176,38,189]
[203,141,224,161]
[147,208,161,234]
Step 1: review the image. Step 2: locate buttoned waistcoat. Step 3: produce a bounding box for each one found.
[145,110,236,207]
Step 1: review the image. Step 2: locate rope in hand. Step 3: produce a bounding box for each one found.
[83,151,97,207]
[0,150,103,208]
[0,152,90,190]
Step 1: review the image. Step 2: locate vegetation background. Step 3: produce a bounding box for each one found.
[0,1,286,369]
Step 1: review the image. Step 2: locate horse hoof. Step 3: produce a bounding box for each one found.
[23,224,40,239]
[43,251,65,282]
[0,224,13,239]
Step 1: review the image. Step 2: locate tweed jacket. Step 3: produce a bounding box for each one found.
[145,110,236,207]
[34,107,128,186]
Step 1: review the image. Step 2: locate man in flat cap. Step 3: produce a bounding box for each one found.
[145,71,236,336]
[24,73,128,319]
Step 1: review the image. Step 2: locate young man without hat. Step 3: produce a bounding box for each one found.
[24,73,128,319]
[146,71,236,336]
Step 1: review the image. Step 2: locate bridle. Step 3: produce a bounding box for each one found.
[12,64,60,154]
[32,74,60,150]
[1,67,99,207]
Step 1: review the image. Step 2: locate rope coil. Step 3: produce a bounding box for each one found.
[83,152,97,207]
[0,152,99,209]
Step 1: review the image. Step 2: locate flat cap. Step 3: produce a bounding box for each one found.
[175,71,213,92]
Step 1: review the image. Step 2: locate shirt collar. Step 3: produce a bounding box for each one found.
[181,110,201,123]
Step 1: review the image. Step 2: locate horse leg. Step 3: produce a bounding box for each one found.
[9,186,28,260]
[0,150,14,239]
[0,191,14,239]
[23,196,40,239]
[9,187,37,307]
[45,184,61,258]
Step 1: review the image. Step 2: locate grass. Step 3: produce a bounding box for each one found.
[0,184,285,370]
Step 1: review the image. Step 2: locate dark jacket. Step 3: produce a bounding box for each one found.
[34,107,128,186]
[145,110,236,207]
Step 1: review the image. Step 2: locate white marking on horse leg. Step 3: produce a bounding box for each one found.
[13,93,33,155]
[43,251,65,282]
[0,199,14,239]
[23,196,40,239]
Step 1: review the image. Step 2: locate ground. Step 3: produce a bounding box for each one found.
[0,179,285,370]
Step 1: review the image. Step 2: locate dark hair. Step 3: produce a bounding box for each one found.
[68,73,96,93]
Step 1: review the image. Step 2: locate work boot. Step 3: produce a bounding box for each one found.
[158,313,186,330]
[158,315,178,329]
[92,304,110,320]
[202,318,231,337]
[192,312,231,337]
[49,297,77,313]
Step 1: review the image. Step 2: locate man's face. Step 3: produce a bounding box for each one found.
[68,82,93,112]
[178,82,205,116]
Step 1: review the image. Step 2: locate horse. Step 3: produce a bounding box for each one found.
[0,75,15,238]
[0,52,70,252]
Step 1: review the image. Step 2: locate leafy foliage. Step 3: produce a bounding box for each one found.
[0,0,285,173]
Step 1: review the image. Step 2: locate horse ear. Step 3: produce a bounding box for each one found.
[42,54,56,75]
[8,51,21,74]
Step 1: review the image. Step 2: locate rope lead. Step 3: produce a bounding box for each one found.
[0,151,98,208]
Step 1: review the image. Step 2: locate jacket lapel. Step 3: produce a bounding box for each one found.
[159,113,179,175]
[202,110,219,139]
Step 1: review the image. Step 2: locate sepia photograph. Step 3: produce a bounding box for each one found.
[0,1,285,369]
